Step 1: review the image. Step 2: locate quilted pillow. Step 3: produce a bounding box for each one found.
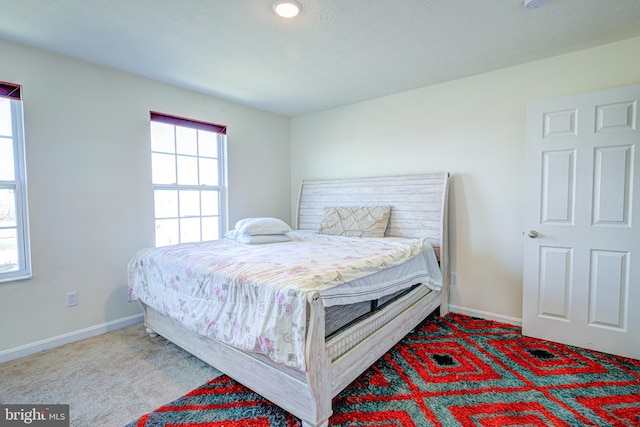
[234,217,292,235]
[319,206,391,238]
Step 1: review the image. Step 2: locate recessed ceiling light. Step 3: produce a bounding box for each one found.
[273,0,301,18]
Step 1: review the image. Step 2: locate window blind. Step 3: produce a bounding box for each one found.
[0,81,21,100]
[150,111,227,135]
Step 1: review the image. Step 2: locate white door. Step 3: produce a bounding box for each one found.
[523,84,640,359]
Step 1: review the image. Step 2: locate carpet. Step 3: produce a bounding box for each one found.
[126,313,640,426]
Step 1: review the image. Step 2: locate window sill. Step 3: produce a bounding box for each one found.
[0,272,32,284]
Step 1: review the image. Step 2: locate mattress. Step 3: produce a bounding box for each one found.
[325,284,425,336]
[319,238,441,306]
[128,231,441,370]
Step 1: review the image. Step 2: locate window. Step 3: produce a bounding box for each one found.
[0,81,30,282]
[150,112,227,247]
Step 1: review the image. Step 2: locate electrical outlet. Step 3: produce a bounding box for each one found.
[66,292,78,307]
[450,273,458,285]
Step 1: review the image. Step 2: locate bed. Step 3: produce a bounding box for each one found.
[128,172,450,427]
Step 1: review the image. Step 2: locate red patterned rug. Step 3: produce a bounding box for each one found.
[126,313,640,426]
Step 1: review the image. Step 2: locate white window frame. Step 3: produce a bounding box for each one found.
[0,96,31,283]
[150,113,227,247]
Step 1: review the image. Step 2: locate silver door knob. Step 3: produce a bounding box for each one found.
[528,230,539,238]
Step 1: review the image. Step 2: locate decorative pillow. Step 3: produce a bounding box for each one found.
[234,217,292,235]
[226,229,291,244]
[318,206,391,238]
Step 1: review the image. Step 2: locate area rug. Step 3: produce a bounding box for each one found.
[126,313,640,426]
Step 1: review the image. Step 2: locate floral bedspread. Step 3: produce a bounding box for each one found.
[127,231,427,371]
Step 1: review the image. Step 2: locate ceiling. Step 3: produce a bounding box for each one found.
[1,0,639,117]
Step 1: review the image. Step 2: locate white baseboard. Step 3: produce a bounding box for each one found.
[0,313,144,363]
[448,304,522,327]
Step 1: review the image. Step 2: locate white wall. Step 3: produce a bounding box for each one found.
[0,39,291,354]
[291,36,640,322]
[3,34,640,356]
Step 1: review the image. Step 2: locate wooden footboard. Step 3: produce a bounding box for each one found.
[143,301,331,426]
[143,286,443,427]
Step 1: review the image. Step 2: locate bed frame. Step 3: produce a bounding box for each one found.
[141,172,450,427]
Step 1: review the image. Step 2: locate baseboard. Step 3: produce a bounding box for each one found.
[448,304,522,327]
[0,313,144,363]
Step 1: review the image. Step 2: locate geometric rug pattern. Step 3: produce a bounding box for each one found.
[126,313,640,426]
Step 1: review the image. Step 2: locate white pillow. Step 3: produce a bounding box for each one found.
[226,229,291,244]
[234,217,292,235]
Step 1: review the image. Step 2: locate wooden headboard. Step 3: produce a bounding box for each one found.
[296,173,450,271]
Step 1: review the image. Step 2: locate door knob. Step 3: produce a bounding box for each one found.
[528,230,539,238]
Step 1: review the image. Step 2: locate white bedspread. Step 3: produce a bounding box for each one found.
[128,231,439,370]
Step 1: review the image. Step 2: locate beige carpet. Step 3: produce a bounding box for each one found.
[0,322,221,427]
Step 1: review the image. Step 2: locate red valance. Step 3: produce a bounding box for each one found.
[0,81,21,100]
[150,111,226,135]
